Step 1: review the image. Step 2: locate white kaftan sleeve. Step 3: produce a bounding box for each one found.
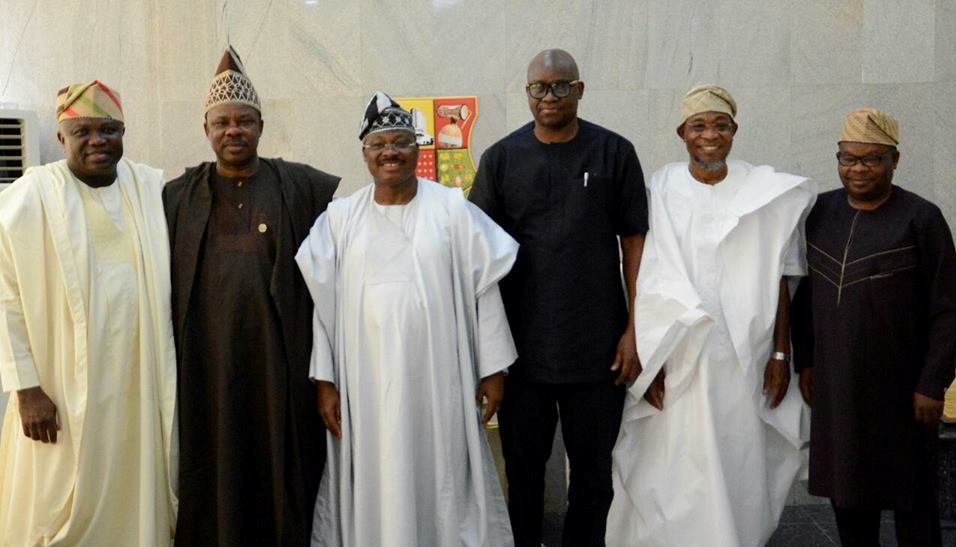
[462,200,518,297]
[0,226,40,392]
[781,224,807,277]
[475,283,516,378]
[295,211,338,384]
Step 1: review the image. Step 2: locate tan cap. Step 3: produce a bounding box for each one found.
[839,108,899,147]
[678,84,737,127]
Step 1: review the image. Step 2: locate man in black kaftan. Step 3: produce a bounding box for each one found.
[164,47,339,547]
[792,108,956,546]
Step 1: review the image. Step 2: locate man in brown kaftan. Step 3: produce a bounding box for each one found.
[792,108,956,547]
[163,46,340,547]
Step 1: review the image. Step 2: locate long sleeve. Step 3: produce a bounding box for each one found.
[915,207,956,399]
[475,283,516,378]
[295,211,338,384]
[0,225,40,392]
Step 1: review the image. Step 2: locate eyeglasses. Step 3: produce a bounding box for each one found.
[362,141,417,153]
[836,152,892,167]
[526,80,580,99]
[684,122,735,134]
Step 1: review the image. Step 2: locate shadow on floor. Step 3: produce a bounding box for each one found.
[540,506,956,546]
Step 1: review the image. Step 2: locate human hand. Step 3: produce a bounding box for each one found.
[763,359,790,409]
[477,372,505,424]
[316,381,342,439]
[17,386,59,443]
[798,368,813,406]
[611,326,642,386]
[913,392,943,428]
[643,369,666,410]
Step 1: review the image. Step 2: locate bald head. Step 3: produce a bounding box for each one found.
[527,49,579,81]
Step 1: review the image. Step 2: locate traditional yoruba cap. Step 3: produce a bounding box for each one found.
[359,91,414,141]
[204,45,261,115]
[839,108,899,147]
[678,84,737,127]
[56,80,124,123]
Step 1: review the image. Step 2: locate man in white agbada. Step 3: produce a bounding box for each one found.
[0,81,177,545]
[606,85,816,547]
[295,92,517,547]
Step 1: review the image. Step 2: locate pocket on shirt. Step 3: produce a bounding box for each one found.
[582,174,614,234]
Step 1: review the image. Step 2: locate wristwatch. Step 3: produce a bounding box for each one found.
[770,351,791,363]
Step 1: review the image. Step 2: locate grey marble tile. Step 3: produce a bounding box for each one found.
[156,100,217,179]
[932,83,956,235]
[503,0,648,93]
[715,0,793,89]
[862,0,935,83]
[727,85,793,173]
[151,0,221,102]
[790,0,864,85]
[428,0,507,96]
[283,94,370,197]
[359,0,439,95]
[468,93,507,165]
[938,0,956,82]
[643,0,721,90]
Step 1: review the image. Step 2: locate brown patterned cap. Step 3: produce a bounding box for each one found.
[839,108,899,147]
[205,46,261,115]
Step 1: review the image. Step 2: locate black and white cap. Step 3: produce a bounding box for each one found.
[359,91,414,141]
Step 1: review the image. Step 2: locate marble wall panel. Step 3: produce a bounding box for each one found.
[790,0,863,85]
[251,0,362,100]
[715,0,792,89]
[862,0,935,83]
[152,0,221,102]
[359,0,439,95]
[727,85,793,173]
[644,0,721,90]
[937,0,956,82]
[427,0,508,96]
[932,83,956,227]
[506,1,649,92]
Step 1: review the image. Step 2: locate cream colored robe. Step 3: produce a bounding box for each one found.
[607,160,816,547]
[0,159,177,546]
[296,179,517,547]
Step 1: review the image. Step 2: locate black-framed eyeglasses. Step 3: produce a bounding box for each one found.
[526,80,580,99]
[362,141,418,153]
[836,151,892,167]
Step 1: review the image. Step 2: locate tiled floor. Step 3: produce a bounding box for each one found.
[768,505,956,547]
[540,506,956,546]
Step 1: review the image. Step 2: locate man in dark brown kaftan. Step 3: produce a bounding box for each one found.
[792,108,956,547]
[164,47,340,547]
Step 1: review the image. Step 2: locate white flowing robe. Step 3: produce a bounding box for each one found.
[0,159,178,546]
[295,179,517,547]
[607,160,816,547]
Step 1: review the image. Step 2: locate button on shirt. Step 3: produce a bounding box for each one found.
[470,120,648,383]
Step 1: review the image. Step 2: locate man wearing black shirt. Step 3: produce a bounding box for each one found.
[469,48,648,547]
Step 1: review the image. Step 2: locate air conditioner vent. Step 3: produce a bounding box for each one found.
[0,118,26,184]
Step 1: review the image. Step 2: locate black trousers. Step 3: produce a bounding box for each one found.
[498,378,626,547]
[831,431,941,547]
